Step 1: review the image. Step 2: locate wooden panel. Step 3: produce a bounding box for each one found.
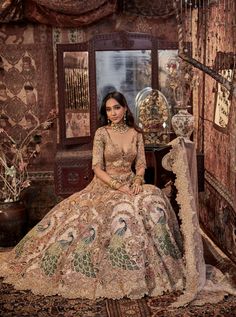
[54,150,93,197]
[145,145,173,188]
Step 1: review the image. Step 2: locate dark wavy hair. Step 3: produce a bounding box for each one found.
[99,91,140,131]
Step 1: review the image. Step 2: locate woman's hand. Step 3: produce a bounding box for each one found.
[131,175,144,195]
[118,184,134,196]
[131,182,143,195]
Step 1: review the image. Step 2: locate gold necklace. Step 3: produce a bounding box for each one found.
[110,122,129,133]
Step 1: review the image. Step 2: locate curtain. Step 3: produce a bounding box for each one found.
[0,0,117,26]
[29,0,111,15]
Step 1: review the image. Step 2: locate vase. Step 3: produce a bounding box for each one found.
[171,108,194,139]
[0,201,27,247]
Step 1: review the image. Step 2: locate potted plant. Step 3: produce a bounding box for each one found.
[0,110,57,247]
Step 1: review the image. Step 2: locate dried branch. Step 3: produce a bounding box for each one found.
[0,112,57,202]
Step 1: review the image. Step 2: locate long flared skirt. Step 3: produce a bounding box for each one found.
[0,177,185,299]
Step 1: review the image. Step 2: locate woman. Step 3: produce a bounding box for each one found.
[0,91,185,300]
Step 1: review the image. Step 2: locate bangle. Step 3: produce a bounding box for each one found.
[133,175,144,185]
[110,179,122,190]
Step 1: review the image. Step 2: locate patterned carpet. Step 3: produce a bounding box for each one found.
[0,279,236,317]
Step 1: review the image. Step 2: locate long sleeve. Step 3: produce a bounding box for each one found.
[135,132,146,171]
[92,128,105,170]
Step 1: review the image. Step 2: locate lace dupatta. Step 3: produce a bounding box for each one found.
[163,137,236,307]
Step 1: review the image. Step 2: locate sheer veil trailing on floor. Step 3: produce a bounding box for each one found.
[163,137,236,307]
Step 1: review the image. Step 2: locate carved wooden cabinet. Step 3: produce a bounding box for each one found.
[54,149,93,198]
[144,145,173,188]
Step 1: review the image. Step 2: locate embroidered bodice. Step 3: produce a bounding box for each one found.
[92,126,146,176]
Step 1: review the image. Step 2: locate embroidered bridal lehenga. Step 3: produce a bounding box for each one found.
[0,128,235,307]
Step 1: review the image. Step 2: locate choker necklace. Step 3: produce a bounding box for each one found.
[110,122,129,133]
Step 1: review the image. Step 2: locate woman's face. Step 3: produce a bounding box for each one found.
[106,98,127,124]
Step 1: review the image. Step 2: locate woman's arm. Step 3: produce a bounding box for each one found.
[93,165,114,187]
[131,132,146,194]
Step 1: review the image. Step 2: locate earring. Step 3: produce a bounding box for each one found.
[108,119,111,124]
[124,111,127,123]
